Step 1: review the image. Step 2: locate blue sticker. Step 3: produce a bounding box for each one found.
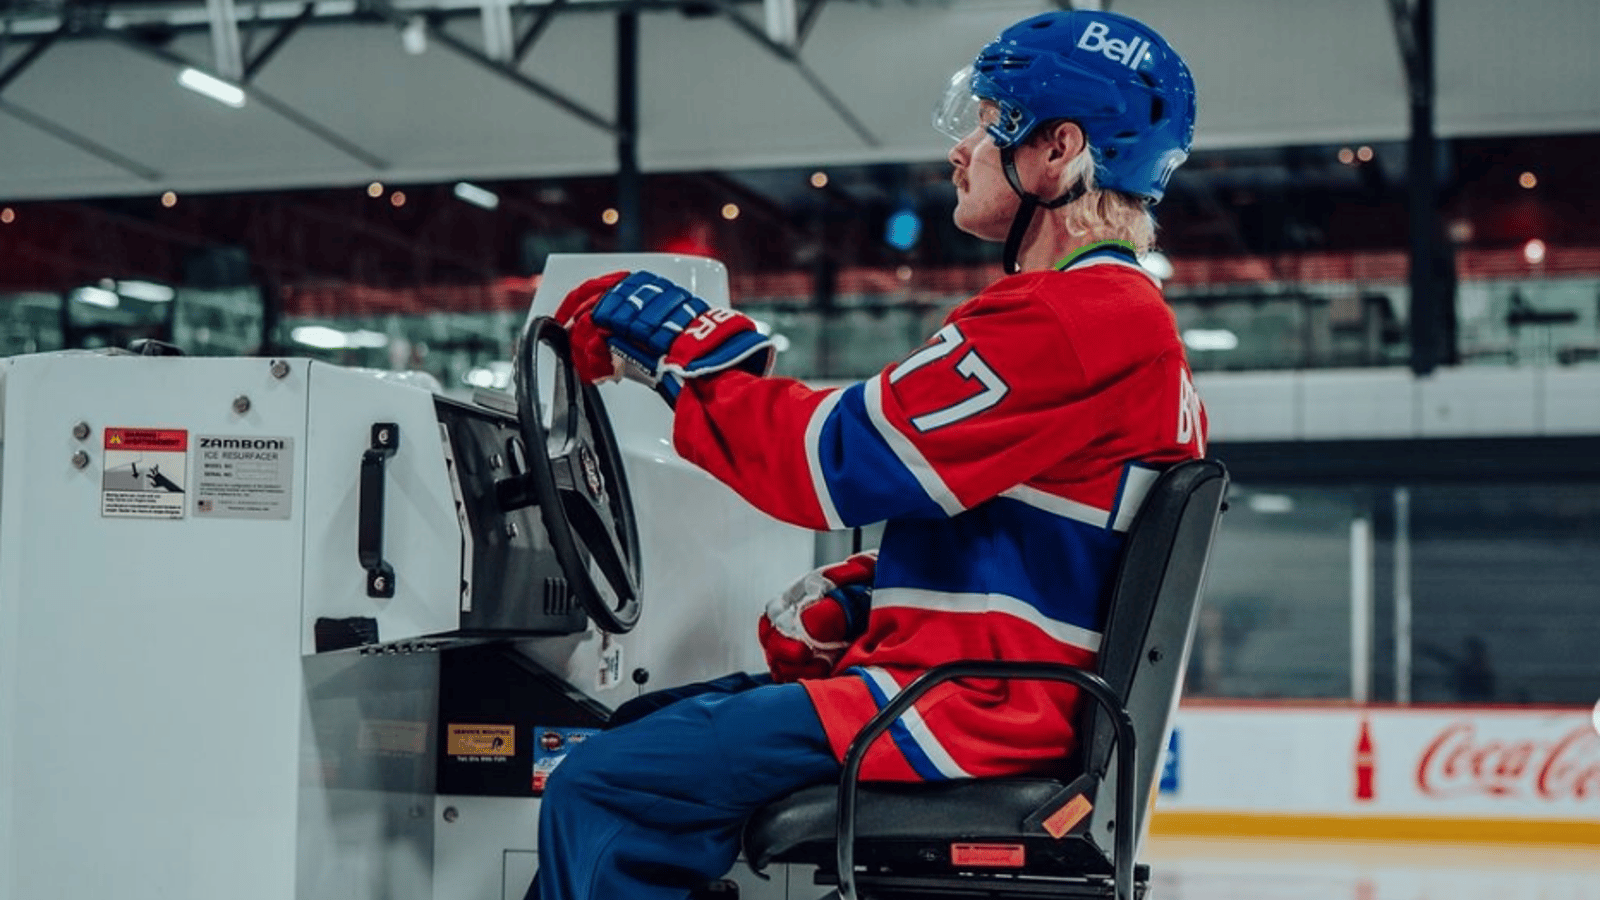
[1158,728,1180,794]
[532,725,600,793]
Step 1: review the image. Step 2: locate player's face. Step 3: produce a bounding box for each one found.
[947,101,1020,241]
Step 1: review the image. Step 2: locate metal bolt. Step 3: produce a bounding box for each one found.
[269,359,290,379]
[631,667,650,685]
[233,395,252,415]
[490,453,504,470]
[1148,647,1164,663]
[506,521,520,538]
[71,450,90,469]
[442,806,460,824]
[372,575,388,593]
[376,427,393,447]
[72,421,91,441]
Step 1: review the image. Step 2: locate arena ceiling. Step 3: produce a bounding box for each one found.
[0,0,1597,203]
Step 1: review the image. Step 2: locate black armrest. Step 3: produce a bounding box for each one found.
[832,661,1137,900]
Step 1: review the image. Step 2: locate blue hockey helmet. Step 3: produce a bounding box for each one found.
[934,9,1196,203]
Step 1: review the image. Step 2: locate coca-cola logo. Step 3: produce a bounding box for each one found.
[1416,721,1600,801]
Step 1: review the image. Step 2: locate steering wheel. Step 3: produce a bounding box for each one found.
[513,315,642,633]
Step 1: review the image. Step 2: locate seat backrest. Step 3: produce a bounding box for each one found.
[1077,458,1227,855]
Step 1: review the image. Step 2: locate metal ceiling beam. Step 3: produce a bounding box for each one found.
[709,0,878,148]
[0,98,164,180]
[206,0,246,79]
[242,1,316,81]
[117,35,390,170]
[512,0,569,63]
[363,0,618,136]
[0,22,63,95]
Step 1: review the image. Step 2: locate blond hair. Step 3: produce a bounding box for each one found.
[1031,123,1158,253]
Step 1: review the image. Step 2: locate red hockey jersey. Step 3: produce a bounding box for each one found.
[672,243,1207,781]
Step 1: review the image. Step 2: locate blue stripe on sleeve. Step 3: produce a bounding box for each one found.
[814,382,946,525]
[874,497,1126,633]
[853,668,950,781]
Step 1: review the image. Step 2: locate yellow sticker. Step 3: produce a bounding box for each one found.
[447,724,515,757]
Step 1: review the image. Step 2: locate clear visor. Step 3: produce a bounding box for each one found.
[931,66,996,142]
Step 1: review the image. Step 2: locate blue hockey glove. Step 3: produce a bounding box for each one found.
[591,271,777,404]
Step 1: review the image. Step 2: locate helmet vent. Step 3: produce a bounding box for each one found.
[1149,97,1165,124]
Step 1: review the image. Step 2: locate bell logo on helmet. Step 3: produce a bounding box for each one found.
[1076,20,1149,69]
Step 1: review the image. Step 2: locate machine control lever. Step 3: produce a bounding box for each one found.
[359,422,400,598]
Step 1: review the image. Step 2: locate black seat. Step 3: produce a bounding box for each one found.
[741,459,1229,900]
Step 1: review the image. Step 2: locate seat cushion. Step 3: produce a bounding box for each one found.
[743,778,1073,871]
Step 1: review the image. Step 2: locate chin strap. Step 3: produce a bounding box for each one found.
[1001,147,1086,275]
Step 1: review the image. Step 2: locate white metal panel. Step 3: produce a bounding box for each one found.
[0,354,307,900]
[301,362,466,651]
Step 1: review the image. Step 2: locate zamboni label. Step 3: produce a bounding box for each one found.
[102,427,188,519]
[448,724,515,759]
[950,843,1026,868]
[195,434,294,520]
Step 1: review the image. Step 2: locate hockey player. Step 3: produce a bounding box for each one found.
[530,9,1203,900]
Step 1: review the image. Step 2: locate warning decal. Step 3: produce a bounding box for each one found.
[194,435,294,520]
[102,427,188,519]
[448,724,516,761]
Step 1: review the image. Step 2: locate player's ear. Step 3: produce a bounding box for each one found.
[1044,121,1085,165]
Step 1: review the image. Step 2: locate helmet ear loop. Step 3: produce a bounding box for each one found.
[1000,147,1087,274]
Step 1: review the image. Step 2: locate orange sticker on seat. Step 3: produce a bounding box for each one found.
[1042,793,1093,838]
[950,843,1025,868]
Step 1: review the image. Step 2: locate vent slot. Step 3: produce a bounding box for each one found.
[543,577,573,616]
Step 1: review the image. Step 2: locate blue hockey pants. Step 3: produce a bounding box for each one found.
[529,672,840,900]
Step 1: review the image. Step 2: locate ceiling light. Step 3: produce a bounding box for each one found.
[73,286,121,309]
[160,191,178,208]
[177,68,246,108]
[367,181,385,198]
[454,181,500,210]
[116,280,176,303]
[1182,328,1239,351]
[290,325,349,349]
[721,203,740,220]
[344,329,390,349]
[0,207,14,224]
[1523,238,1546,264]
[1518,171,1537,189]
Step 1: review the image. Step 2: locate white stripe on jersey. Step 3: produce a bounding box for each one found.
[1110,464,1161,533]
[863,375,965,517]
[872,586,1104,653]
[803,389,847,530]
[1066,254,1162,289]
[1001,464,1163,534]
[999,484,1111,530]
[860,666,973,780]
